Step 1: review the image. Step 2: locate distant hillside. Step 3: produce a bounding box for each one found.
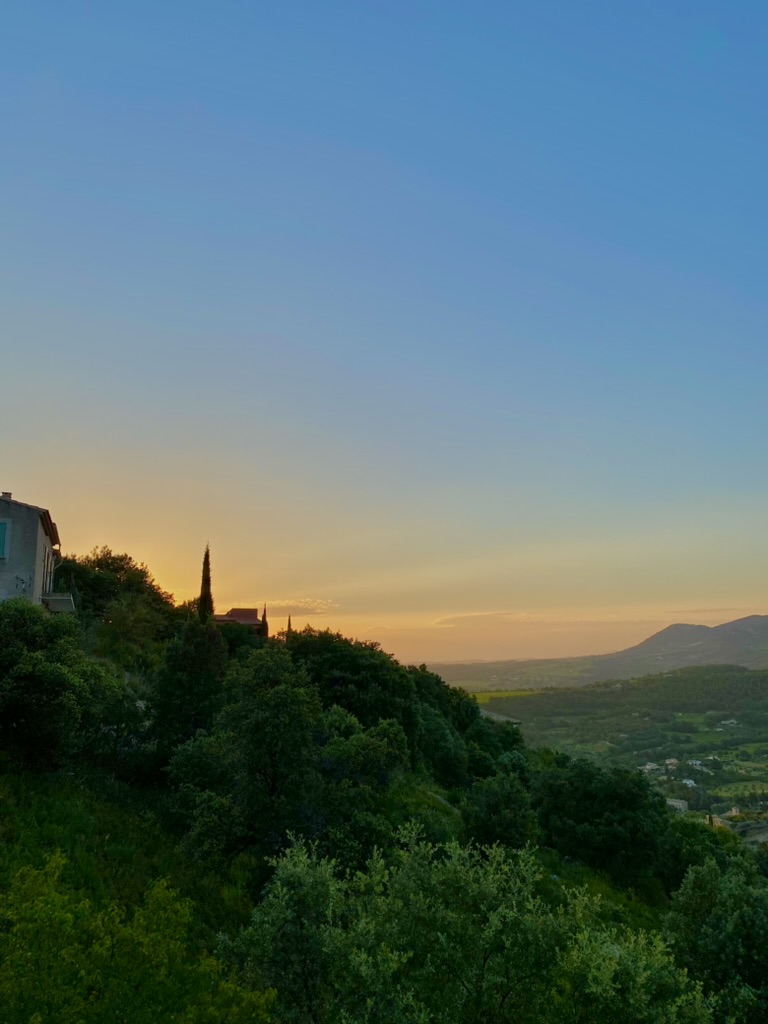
[480,664,768,816]
[430,614,768,691]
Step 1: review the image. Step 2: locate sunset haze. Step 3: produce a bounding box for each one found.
[3,2,767,663]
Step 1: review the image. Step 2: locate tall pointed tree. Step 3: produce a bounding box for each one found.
[198,545,214,622]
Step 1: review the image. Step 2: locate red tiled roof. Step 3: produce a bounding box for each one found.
[215,608,262,625]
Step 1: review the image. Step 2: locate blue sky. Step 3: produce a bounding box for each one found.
[3,2,767,661]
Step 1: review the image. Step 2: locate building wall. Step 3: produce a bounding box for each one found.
[33,515,55,603]
[0,499,53,604]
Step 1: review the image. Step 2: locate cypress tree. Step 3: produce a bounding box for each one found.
[198,545,214,622]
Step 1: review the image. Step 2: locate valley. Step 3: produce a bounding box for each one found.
[480,664,768,827]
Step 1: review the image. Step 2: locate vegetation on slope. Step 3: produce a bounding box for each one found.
[1,548,768,1022]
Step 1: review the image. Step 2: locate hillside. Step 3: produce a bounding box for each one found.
[3,564,768,1023]
[431,614,768,691]
[482,664,768,818]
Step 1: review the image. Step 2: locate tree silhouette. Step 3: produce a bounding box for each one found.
[198,545,214,622]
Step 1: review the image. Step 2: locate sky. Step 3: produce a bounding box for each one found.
[2,2,767,663]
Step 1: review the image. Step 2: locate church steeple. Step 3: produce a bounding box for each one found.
[260,603,269,638]
[287,614,292,633]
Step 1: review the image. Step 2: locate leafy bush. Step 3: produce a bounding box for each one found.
[0,600,123,769]
[0,853,273,1024]
[225,832,710,1024]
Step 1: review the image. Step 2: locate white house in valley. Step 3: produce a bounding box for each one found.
[0,492,75,613]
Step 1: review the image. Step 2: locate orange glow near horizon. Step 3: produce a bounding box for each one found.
[6,456,767,667]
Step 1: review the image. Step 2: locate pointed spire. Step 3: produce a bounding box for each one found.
[198,544,214,622]
[287,614,292,633]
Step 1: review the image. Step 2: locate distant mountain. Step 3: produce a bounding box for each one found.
[430,614,768,692]
[616,616,768,668]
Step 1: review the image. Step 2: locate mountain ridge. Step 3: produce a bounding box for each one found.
[430,614,768,691]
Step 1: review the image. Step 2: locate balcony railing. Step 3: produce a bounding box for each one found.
[43,572,79,615]
[42,590,77,614]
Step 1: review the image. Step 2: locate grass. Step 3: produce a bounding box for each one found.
[534,849,665,931]
[711,781,768,798]
[472,689,540,704]
[0,771,255,940]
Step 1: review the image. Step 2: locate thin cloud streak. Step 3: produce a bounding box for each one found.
[669,607,746,616]
[264,598,337,616]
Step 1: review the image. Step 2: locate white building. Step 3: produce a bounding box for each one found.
[0,492,75,613]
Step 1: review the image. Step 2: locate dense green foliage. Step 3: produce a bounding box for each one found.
[154,618,227,757]
[57,546,178,672]
[666,859,768,1023]
[533,756,669,886]
[225,832,709,1024]
[0,600,124,770]
[2,552,768,1022]
[0,853,273,1024]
